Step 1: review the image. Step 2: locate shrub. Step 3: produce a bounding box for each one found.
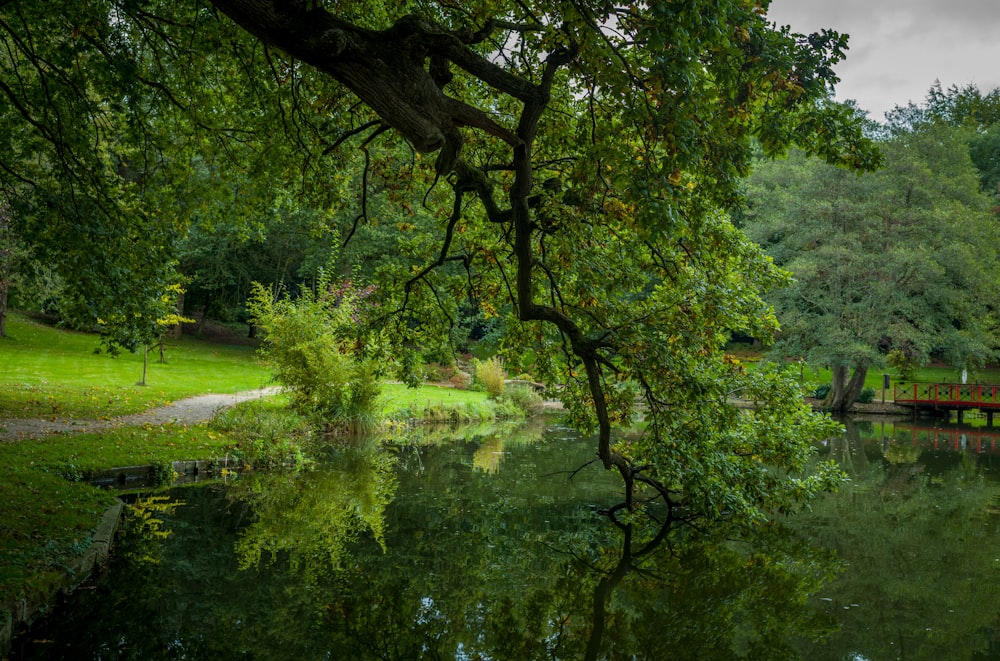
[248,277,383,434]
[887,348,917,381]
[856,386,876,404]
[474,356,507,399]
[504,384,544,416]
[812,383,831,399]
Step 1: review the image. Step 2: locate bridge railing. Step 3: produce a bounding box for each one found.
[893,383,1000,408]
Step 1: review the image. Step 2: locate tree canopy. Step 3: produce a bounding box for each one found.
[0,0,880,524]
[742,124,1000,410]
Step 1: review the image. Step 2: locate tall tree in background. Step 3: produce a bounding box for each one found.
[0,204,18,338]
[0,1,879,524]
[743,124,1000,411]
[887,82,1000,198]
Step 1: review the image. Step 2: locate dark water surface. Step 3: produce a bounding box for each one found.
[12,416,1000,660]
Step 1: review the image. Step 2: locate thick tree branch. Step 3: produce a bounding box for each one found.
[208,1,525,164]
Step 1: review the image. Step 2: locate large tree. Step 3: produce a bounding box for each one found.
[743,124,1000,411]
[887,82,1000,198]
[0,1,878,524]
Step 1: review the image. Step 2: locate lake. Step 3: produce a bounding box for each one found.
[11,415,1000,660]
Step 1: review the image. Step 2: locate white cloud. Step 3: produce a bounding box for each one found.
[766,0,1000,120]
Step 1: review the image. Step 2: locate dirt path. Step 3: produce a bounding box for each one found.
[0,387,281,442]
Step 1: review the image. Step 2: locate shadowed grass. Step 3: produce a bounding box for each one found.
[0,422,239,606]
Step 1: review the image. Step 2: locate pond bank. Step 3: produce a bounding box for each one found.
[731,397,911,416]
[1,502,122,657]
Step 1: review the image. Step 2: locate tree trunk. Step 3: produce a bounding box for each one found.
[139,346,148,386]
[824,364,847,410]
[843,366,868,407]
[0,287,7,338]
[168,290,184,339]
[824,364,868,412]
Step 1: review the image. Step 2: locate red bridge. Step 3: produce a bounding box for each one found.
[893,383,1000,424]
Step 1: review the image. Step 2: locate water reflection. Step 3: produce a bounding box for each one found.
[232,439,398,580]
[802,416,1000,660]
[14,418,1000,660]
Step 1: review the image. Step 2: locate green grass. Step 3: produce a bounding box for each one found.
[0,422,240,605]
[0,312,272,419]
[382,382,492,417]
[794,364,1000,398]
[381,382,531,422]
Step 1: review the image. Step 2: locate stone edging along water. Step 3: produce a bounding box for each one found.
[0,454,247,657]
[1,501,122,656]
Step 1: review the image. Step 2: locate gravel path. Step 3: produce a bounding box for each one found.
[0,387,281,442]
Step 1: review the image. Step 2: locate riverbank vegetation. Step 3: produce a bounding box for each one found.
[0,312,525,612]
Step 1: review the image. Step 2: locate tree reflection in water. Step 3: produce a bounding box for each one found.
[217,428,841,660]
[18,419,1000,659]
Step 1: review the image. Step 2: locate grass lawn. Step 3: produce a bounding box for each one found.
[0,312,272,419]
[797,364,1000,398]
[382,382,495,420]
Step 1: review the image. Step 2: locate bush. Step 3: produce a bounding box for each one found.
[423,362,456,383]
[248,277,383,434]
[887,348,916,381]
[504,384,544,416]
[856,386,876,404]
[474,356,507,399]
[812,383,831,399]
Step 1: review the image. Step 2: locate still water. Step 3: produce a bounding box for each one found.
[12,416,1000,660]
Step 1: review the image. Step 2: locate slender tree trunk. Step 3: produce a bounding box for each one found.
[168,290,184,339]
[0,287,7,338]
[139,346,148,386]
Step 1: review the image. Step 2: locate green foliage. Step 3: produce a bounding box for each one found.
[855,387,875,404]
[232,442,399,581]
[148,460,178,487]
[887,348,917,380]
[210,399,312,470]
[812,384,831,400]
[474,356,507,399]
[743,123,1000,408]
[248,277,383,434]
[503,384,544,417]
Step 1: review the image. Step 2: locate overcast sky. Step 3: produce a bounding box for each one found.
[766,0,1000,122]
